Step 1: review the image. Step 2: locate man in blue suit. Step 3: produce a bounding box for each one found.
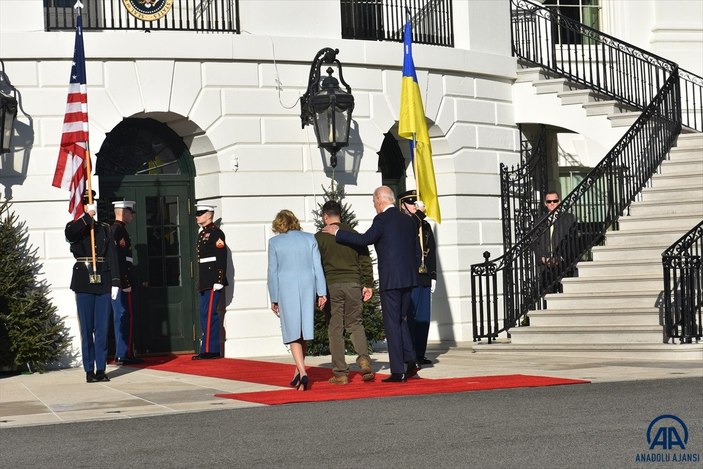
[322,186,420,382]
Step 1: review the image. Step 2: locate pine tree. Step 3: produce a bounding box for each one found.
[0,200,71,372]
[307,184,385,355]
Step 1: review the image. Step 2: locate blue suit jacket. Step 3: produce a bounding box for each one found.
[336,206,418,291]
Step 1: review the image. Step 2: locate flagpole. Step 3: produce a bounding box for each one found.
[412,131,427,273]
[73,0,98,282]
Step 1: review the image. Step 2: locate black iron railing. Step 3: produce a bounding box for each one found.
[662,221,703,343]
[44,0,239,33]
[471,0,682,342]
[680,69,703,132]
[340,0,453,47]
[501,125,548,251]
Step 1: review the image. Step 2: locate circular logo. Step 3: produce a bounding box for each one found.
[122,0,174,22]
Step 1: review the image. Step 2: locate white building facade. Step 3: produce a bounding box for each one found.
[0,0,700,361]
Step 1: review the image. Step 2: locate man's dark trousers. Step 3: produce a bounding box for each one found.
[380,287,415,374]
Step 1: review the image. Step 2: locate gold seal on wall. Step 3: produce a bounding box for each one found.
[122,0,174,22]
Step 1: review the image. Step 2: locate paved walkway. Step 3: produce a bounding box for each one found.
[1,342,701,428]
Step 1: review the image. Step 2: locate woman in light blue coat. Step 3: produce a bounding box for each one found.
[267,210,327,390]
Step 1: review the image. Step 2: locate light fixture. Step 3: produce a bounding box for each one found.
[0,91,18,154]
[300,48,354,169]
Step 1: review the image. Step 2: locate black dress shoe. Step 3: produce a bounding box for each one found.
[405,362,421,379]
[115,357,144,365]
[95,370,110,382]
[381,373,406,383]
[192,352,221,360]
[419,357,433,365]
[86,371,97,383]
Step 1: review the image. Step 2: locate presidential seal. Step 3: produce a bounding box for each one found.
[122,0,174,22]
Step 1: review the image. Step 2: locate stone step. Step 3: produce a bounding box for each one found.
[669,147,703,161]
[674,133,703,148]
[525,307,660,327]
[557,89,595,105]
[509,324,664,344]
[577,258,662,277]
[617,213,701,231]
[650,171,703,188]
[590,243,666,262]
[608,111,641,127]
[659,158,703,175]
[560,274,663,294]
[641,185,703,202]
[583,100,626,116]
[533,78,579,94]
[471,342,703,360]
[544,290,659,309]
[515,67,554,83]
[624,199,703,218]
[603,228,686,247]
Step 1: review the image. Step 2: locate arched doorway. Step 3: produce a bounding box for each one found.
[96,117,198,355]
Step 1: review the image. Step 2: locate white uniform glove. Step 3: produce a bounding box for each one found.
[213,283,224,291]
[122,287,132,293]
[111,286,119,300]
[85,203,97,218]
[431,279,436,293]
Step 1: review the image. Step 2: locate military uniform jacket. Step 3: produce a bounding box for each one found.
[111,220,134,289]
[65,213,121,294]
[413,211,437,288]
[197,222,228,291]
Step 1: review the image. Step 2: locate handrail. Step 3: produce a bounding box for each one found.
[662,221,703,342]
[471,0,682,341]
[679,69,703,132]
[501,125,548,251]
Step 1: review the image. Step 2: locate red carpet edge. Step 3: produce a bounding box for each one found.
[127,355,590,405]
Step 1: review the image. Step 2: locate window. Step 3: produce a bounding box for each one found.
[544,0,601,45]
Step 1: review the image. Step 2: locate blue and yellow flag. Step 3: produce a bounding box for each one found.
[398,21,441,223]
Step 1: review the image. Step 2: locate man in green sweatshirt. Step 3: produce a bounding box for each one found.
[316,200,375,384]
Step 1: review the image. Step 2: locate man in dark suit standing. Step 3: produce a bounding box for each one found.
[537,191,577,294]
[321,186,420,382]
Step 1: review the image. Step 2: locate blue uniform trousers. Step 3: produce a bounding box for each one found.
[408,285,432,360]
[111,290,132,359]
[76,292,111,373]
[199,289,222,354]
[379,287,416,374]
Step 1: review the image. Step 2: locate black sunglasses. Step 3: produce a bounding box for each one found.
[545,199,560,204]
[195,210,209,216]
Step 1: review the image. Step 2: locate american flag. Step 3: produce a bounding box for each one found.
[52,12,89,220]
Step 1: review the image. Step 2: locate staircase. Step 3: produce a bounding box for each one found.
[476,132,703,360]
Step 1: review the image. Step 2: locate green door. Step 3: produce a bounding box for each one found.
[100,178,197,354]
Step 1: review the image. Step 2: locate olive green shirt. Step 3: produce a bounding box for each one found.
[315,222,374,288]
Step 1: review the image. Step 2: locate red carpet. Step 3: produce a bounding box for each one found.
[129,355,589,405]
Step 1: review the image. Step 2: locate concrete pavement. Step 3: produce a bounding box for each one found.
[2,342,702,428]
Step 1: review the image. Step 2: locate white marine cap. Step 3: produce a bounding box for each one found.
[112,200,136,212]
[195,204,216,214]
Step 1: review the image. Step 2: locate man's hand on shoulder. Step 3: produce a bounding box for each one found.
[321,224,339,236]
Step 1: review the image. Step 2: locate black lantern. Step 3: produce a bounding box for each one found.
[0,91,18,154]
[300,48,354,169]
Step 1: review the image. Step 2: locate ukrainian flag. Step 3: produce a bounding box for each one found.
[398,21,441,223]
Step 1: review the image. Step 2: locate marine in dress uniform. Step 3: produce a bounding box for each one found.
[110,200,143,365]
[399,190,437,365]
[65,190,121,383]
[193,204,229,360]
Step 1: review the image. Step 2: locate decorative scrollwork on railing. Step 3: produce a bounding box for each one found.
[472,0,685,342]
[662,221,703,342]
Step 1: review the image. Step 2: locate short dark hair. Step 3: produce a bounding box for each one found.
[321,201,342,218]
[544,190,560,200]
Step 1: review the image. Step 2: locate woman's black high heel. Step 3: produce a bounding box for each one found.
[296,375,309,391]
[290,373,301,387]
